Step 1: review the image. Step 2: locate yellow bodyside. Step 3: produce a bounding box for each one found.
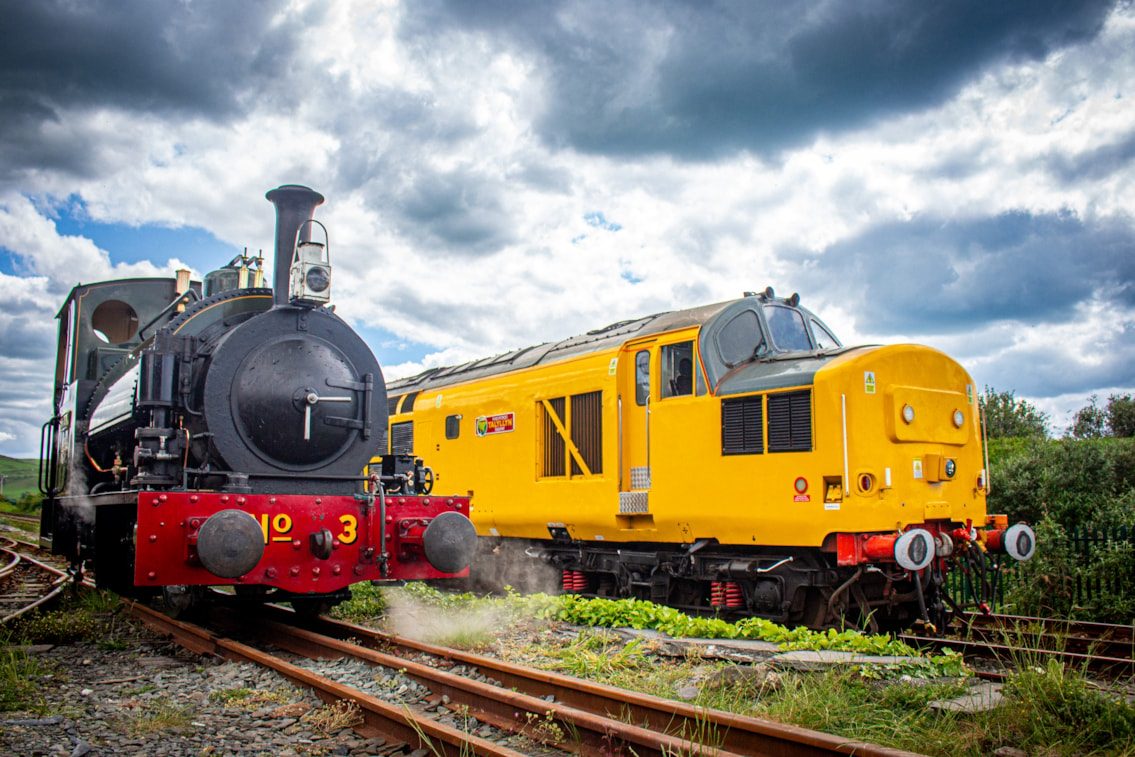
[390,331,987,549]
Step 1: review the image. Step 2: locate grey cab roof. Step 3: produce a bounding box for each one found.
[388,300,733,395]
[388,294,856,397]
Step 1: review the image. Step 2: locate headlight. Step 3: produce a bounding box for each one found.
[902,404,915,424]
[952,409,965,428]
[305,266,331,293]
[944,459,956,478]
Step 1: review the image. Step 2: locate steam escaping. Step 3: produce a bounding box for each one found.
[382,586,514,646]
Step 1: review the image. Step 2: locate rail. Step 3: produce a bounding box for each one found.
[125,600,923,757]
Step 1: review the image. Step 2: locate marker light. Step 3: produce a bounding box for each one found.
[944,459,956,479]
[902,404,915,424]
[894,529,935,571]
[953,409,965,428]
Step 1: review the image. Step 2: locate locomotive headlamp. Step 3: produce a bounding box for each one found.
[944,459,956,479]
[289,220,332,306]
[902,404,915,424]
[952,409,965,428]
[894,528,935,571]
[305,264,330,293]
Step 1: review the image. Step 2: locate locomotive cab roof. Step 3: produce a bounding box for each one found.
[390,291,851,396]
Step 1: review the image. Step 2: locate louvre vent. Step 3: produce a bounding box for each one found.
[542,397,566,477]
[721,396,763,455]
[768,390,812,452]
[570,390,603,475]
[390,421,414,455]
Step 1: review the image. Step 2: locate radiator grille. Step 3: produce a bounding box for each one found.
[390,421,414,455]
[541,397,566,477]
[768,389,812,452]
[570,391,603,475]
[721,396,764,455]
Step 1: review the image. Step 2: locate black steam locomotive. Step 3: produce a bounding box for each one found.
[39,185,476,615]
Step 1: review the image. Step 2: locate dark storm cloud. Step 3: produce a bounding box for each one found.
[794,210,1135,333]
[350,161,519,255]
[0,0,309,177]
[402,0,1117,158]
[1045,130,1135,182]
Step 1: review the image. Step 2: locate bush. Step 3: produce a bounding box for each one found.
[988,437,1135,529]
[984,437,1135,622]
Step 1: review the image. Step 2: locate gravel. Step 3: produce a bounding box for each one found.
[0,620,399,757]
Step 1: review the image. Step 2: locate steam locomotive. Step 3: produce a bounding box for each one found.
[384,290,1037,631]
[38,185,476,616]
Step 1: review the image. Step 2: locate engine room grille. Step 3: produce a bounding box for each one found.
[541,397,567,477]
[570,390,603,476]
[390,421,414,455]
[767,389,812,452]
[539,391,603,478]
[721,396,764,455]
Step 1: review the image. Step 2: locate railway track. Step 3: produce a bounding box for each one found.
[0,540,73,623]
[125,600,921,757]
[900,612,1135,676]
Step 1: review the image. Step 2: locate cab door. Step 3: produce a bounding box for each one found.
[617,341,654,514]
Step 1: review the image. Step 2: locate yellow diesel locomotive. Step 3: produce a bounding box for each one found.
[382,288,1035,630]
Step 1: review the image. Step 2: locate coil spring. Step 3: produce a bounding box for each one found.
[562,569,588,593]
[712,580,745,608]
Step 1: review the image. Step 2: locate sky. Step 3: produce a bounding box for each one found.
[1,0,1133,458]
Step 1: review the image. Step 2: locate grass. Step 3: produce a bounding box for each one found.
[303,699,364,734]
[0,649,50,712]
[331,581,387,623]
[379,582,1135,757]
[116,701,195,736]
[209,686,296,710]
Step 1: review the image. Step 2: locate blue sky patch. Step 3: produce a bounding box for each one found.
[50,196,240,270]
[584,212,622,232]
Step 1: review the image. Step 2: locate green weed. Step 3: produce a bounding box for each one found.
[330,581,387,622]
[7,608,100,645]
[116,701,194,736]
[0,649,49,712]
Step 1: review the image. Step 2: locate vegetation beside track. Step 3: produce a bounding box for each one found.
[335,581,1135,756]
[0,589,131,712]
[989,436,1135,622]
[0,456,40,507]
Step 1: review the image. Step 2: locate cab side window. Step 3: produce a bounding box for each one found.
[661,342,694,398]
[635,350,650,405]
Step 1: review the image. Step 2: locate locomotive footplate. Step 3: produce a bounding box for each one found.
[134,490,472,592]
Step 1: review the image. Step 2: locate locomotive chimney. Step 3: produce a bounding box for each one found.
[265,184,325,307]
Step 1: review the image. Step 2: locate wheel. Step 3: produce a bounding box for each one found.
[291,597,329,621]
[162,585,197,619]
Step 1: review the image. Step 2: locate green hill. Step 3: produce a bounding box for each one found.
[0,455,40,502]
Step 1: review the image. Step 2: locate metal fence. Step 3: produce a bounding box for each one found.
[947,524,1135,621]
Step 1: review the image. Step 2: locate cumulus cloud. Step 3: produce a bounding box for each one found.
[0,0,1133,455]
[402,0,1117,158]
